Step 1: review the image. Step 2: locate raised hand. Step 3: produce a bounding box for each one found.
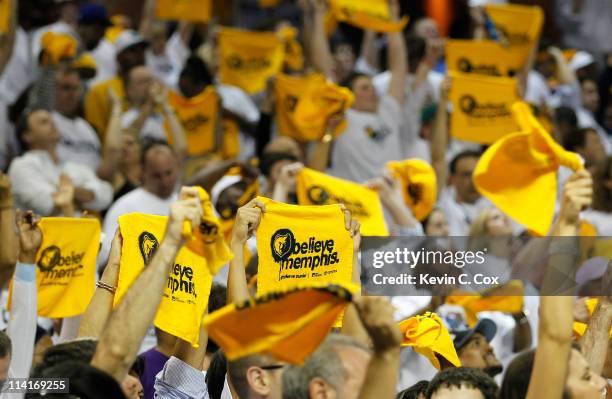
[16,210,42,264]
[231,198,266,246]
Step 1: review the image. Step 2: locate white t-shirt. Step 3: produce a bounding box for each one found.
[0,28,34,104]
[217,83,261,160]
[89,38,118,85]
[437,186,491,236]
[146,31,190,89]
[100,188,178,267]
[329,95,403,183]
[53,111,102,170]
[373,72,435,162]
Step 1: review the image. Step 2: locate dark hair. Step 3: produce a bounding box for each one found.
[563,127,597,152]
[206,349,228,399]
[397,380,429,399]
[26,361,127,399]
[31,339,98,376]
[15,107,50,152]
[340,71,371,91]
[500,345,579,399]
[449,150,481,175]
[554,106,578,127]
[405,34,426,73]
[140,139,174,167]
[180,56,213,88]
[593,155,612,212]
[0,330,11,358]
[207,283,227,354]
[426,367,498,399]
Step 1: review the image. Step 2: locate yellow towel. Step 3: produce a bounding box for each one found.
[485,4,544,71]
[473,101,583,236]
[204,282,358,364]
[40,31,77,66]
[399,312,461,369]
[446,40,514,77]
[157,0,212,22]
[255,196,354,296]
[274,73,353,141]
[328,0,408,33]
[8,218,100,318]
[218,27,285,94]
[296,168,388,236]
[446,280,525,326]
[0,0,11,33]
[387,159,437,221]
[277,26,304,71]
[117,213,213,346]
[449,71,520,144]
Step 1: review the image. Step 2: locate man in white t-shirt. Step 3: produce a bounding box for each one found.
[100,142,179,265]
[145,22,192,89]
[53,66,101,169]
[438,150,490,236]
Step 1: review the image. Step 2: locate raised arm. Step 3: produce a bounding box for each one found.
[78,230,122,338]
[431,78,450,196]
[309,0,335,80]
[0,0,17,76]
[354,296,402,399]
[386,0,407,106]
[358,30,379,73]
[139,0,157,40]
[0,172,18,284]
[271,162,303,203]
[549,46,576,86]
[7,211,42,378]
[91,187,203,382]
[227,198,265,304]
[526,170,592,399]
[580,296,612,375]
[365,171,419,231]
[97,88,125,182]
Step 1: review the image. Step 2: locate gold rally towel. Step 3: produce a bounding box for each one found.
[445,40,514,77]
[117,213,213,346]
[218,27,285,94]
[485,3,544,71]
[204,282,358,364]
[255,197,354,296]
[166,87,220,157]
[274,73,353,141]
[277,26,304,71]
[449,71,519,144]
[295,168,388,236]
[386,159,437,221]
[30,218,100,318]
[473,101,584,236]
[328,0,408,33]
[182,186,233,276]
[399,312,461,369]
[0,0,11,33]
[157,0,212,22]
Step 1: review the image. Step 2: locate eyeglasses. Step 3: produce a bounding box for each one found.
[259,364,285,371]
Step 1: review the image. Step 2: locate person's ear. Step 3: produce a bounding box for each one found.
[309,377,334,399]
[246,366,271,396]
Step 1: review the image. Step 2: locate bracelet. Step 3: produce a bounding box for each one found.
[96,281,117,294]
[322,132,334,143]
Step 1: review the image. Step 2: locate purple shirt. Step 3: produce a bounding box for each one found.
[140,348,170,399]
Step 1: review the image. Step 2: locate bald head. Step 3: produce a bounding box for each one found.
[141,143,178,199]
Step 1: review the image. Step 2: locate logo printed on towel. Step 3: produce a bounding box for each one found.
[271,229,295,262]
[227,54,271,71]
[37,245,85,281]
[459,95,510,118]
[457,58,503,76]
[271,229,340,281]
[306,185,369,218]
[139,231,159,265]
[199,221,220,244]
[496,26,530,45]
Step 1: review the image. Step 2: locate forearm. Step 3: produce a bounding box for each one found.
[127,105,154,137]
[227,242,250,304]
[91,239,180,381]
[386,199,418,228]
[311,9,335,80]
[139,0,157,39]
[178,21,195,45]
[78,263,120,338]
[358,349,401,399]
[173,320,208,369]
[7,262,37,378]
[553,53,576,85]
[359,30,379,72]
[386,30,406,105]
[0,0,17,74]
[0,207,18,269]
[98,105,124,181]
[164,106,188,160]
[580,299,612,374]
[341,255,369,345]
[307,141,331,172]
[512,313,533,352]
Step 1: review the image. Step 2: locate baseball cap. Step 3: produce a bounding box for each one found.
[114,29,149,54]
[78,3,112,27]
[452,318,497,351]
